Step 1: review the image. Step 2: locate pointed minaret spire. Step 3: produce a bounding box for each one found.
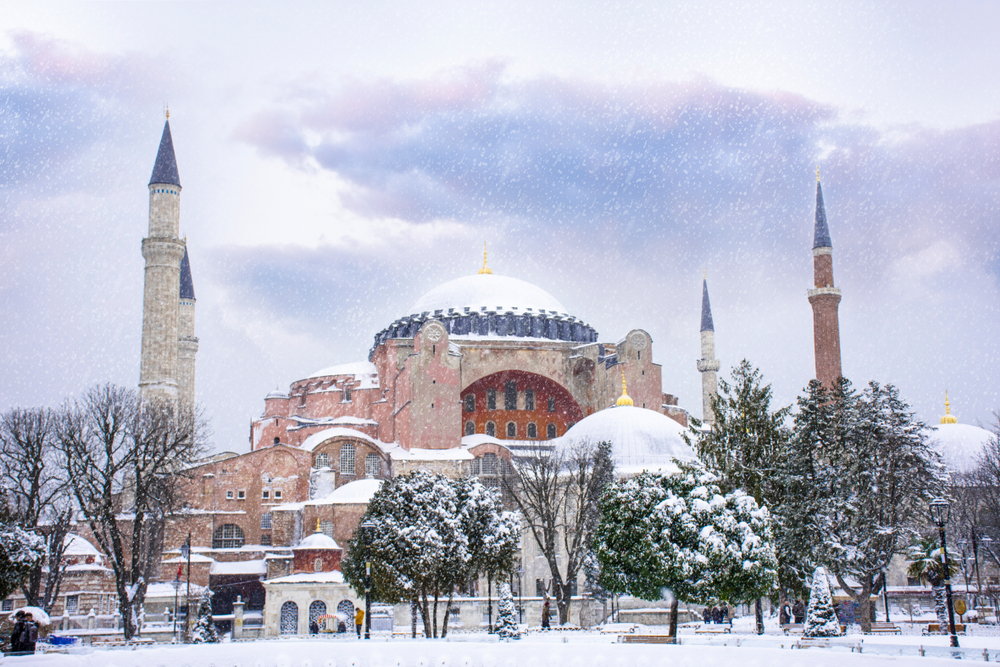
[149,119,181,187]
[808,171,843,389]
[696,273,721,427]
[177,244,199,409]
[180,247,196,300]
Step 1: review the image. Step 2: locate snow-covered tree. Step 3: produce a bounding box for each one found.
[907,536,957,631]
[0,519,45,600]
[496,583,519,640]
[595,463,778,636]
[190,588,218,643]
[803,567,843,637]
[342,471,520,638]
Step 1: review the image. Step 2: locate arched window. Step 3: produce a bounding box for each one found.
[280,601,299,634]
[465,421,475,436]
[506,422,516,438]
[337,600,355,626]
[309,600,327,627]
[340,443,356,475]
[365,453,379,477]
[485,421,496,437]
[547,396,556,413]
[315,452,329,468]
[212,523,245,549]
[464,394,475,412]
[525,389,535,411]
[260,513,272,530]
[505,381,517,410]
[487,388,497,410]
[481,453,499,476]
[471,457,481,476]
[527,423,537,439]
[314,557,323,572]
[546,423,557,439]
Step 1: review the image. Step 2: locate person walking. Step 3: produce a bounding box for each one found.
[355,607,364,638]
[541,594,551,630]
[720,602,730,624]
[711,605,722,624]
[792,599,805,624]
[779,600,791,626]
[10,611,24,654]
[702,606,711,624]
[310,619,319,634]
[21,613,37,654]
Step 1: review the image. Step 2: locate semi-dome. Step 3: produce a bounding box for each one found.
[930,422,994,473]
[370,271,599,356]
[557,404,696,475]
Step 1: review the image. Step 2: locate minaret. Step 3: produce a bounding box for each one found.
[177,246,199,409]
[807,169,843,389]
[139,115,186,404]
[696,275,720,426]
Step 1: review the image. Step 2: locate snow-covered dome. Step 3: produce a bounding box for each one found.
[556,404,696,475]
[294,532,341,550]
[930,422,994,473]
[408,273,570,319]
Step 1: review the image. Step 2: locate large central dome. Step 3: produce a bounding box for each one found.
[407,273,569,318]
[370,271,599,356]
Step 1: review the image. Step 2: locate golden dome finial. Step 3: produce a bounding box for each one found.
[941,390,958,424]
[478,243,493,275]
[616,370,634,407]
[165,104,170,121]
[816,165,820,182]
[315,518,321,533]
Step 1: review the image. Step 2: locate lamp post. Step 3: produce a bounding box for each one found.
[360,520,375,640]
[929,498,960,648]
[487,572,493,633]
[180,533,192,642]
[516,565,523,626]
[172,565,182,642]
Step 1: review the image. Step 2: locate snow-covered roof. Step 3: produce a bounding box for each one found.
[389,447,473,461]
[162,553,215,564]
[306,479,383,506]
[65,563,111,573]
[306,361,379,381]
[265,571,347,585]
[145,582,205,599]
[64,533,102,558]
[462,434,506,448]
[930,422,995,473]
[407,273,570,319]
[556,405,696,475]
[299,427,394,453]
[294,533,341,550]
[210,559,267,576]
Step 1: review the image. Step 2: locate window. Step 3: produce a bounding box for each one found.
[471,458,481,476]
[487,388,496,410]
[505,381,517,410]
[525,389,535,411]
[464,394,475,412]
[485,421,496,437]
[536,579,547,597]
[309,600,327,627]
[262,490,270,500]
[280,601,298,635]
[261,513,273,530]
[1,600,11,612]
[314,557,323,572]
[506,422,516,438]
[548,396,556,412]
[527,423,537,438]
[213,523,245,549]
[481,453,499,476]
[547,423,557,439]
[320,520,334,538]
[237,490,246,500]
[344,386,352,402]
[66,595,78,615]
[365,453,379,477]
[340,443,356,475]
[315,453,329,468]
[465,421,475,436]
[226,490,234,500]
[274,490,282,500]
[260,534,272,546]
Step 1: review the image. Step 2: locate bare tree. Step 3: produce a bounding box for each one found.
[503,439,612,625]
[56,385,206,640]
[0,407,74,612]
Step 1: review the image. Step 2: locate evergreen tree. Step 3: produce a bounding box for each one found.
[496,583,519,640]
[803,567,842,637]
[595,462,777,636]
[0,517,44,601]
[190,588,218,643]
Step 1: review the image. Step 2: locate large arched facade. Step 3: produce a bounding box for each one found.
[461,370,584,441]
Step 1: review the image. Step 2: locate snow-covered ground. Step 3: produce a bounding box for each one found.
[9,630,998,667]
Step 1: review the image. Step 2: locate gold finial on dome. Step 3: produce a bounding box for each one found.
[315,518,321,533]
[478,243,493,274]
[941,390,958,425]
[616,370,634,406]
[817,165,820,182]
[165,104,170,121]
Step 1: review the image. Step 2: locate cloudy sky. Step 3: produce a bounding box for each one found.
[2,1,998,451]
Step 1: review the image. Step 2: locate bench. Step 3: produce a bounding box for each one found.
[695,624,731,634]
[923,623,966,635]
[868,622,901,635]
[620,635,678,644]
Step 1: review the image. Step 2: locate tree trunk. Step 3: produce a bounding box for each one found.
[933,586,949,632]
[411,597,418,638]
[755,598,764,634]
[441,593,454,638]
[667,597,679,639]
[432,587,439,638]
[557,580,571,625]
[420,593,432,638]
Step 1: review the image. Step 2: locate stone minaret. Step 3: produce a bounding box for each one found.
[696,276,720,426]
[139,118,186,404]
[177,247,199,408]
[807,173,843,389]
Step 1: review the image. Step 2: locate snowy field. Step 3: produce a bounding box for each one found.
[6,631,999,667]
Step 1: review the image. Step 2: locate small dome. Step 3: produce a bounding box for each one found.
[407,273,570,318]
[557,405,696,474]
[266,388,288,400]
[930,422,994,472]
[294,532,341,550]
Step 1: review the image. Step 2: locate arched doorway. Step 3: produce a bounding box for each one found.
[280,601,298,634]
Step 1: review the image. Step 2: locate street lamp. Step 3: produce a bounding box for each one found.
[180,533,192,642]
[929,498,959,648]
[360,520,375,640]
[172,565,182,642]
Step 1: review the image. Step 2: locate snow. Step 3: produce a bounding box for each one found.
[14,633,991,666]
[294,533,341,550]
[306,478,383,505]
[391,447,474,461]
[929,422,994,472]
[16,606,50,625]
[557,404,695,473]
[462,434,505,448]
[306,360,379,381]
[299,427,393,453]
[161,554,215,564]
[209,560,267,576]
[265,571,346,584]
[144,582,205,599]
[407,273,571,318]
[63,533,102,558]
